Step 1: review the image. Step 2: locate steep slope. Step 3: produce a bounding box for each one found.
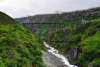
[0,12,15,23]
[0,12,45,67]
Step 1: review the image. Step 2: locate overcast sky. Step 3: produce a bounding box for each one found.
[0,0,100,18]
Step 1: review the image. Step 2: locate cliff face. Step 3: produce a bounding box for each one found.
[16,7,100,67]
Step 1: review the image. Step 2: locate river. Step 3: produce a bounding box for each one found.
[43,42,77,67]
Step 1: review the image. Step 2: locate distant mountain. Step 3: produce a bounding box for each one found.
[16,7,100,39]
[0,11,45,67]
[16,7,100,24]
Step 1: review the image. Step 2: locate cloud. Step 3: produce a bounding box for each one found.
[0,0,100,18]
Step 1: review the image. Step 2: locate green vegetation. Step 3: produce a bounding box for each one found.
[35,20,73,41]
[79,32,100,67]
[0,12,45,67]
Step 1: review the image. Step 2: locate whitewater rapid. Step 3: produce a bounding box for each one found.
[44,42,77,67]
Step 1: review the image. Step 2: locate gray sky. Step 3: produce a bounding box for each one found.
[0,0,100,18]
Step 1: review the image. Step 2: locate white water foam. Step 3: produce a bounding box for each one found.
[44,42,77,67]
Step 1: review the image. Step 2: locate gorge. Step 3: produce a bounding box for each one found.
[0,7,99,67]
[16,7,100,67]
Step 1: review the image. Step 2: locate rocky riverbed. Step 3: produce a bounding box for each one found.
[42,51,68,67]
[42,42,77,67]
